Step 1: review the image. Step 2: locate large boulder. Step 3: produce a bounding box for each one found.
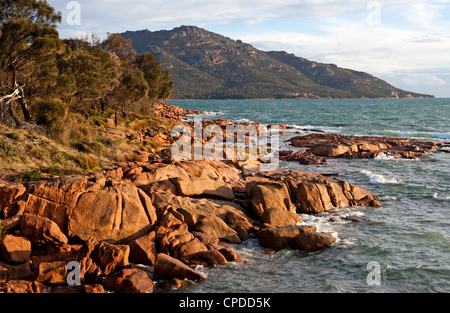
[128,231,157,266]
[194,216,241,244]
[67,182,157,243]
[103,268,154,293]
[297,181,334,213]
[20,214,68,247]
[0,181,26,218]
[260,208,302,227]
[245,179,295,218]
[292,231,337,251]
[35,261,67,285]
[153,253,205,281]
[173,177,234,200]
[257,225,316,251]
[308,143,351,157]
[296,180,381,213]
[0,235,31,264]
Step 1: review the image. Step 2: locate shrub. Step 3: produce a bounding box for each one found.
[32,98,68,139]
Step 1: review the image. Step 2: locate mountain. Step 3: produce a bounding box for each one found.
[122,26,434,100]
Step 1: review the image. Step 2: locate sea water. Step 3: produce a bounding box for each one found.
[169,98,450,293]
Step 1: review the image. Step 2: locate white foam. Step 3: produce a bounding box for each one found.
[382,195,398,201]
[433,192,450,201]
[360,169,404,185]
[232,118,252,123]
[203,111,224,116]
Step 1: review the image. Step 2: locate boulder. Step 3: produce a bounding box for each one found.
[293,231,337,251]
[91,241,124,276]
[325,181,350,208]
[35,261,67,285]
[245,179,295,218]
[20,214,68,247]
[0,280,46,293]
[218,248,246,263]
[67,182,156,243]
[0,181,26,218]
[308,144,351,157]
[173,177,234,200]
[103,268,153,293]
[128,231,157,266]
[1,262,33,283]
[173,238,208,260]
[0,235,31,264]
[260,208,302,227]
[181,249,228,266]
[152,192,245,243]
[297,181,334,213]
[128,164,189,187]
[257,225,316,251]
[153,253,205,281]
[194,216,241,244]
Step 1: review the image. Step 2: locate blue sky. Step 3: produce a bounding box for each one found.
[48,0,450,97]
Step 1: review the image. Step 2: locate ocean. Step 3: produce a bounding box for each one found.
[168,98,450,293]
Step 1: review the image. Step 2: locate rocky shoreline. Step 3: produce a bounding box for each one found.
[0,102,387,293]
[281,132,447,165]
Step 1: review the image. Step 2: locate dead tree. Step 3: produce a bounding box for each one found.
[0,84,27,128]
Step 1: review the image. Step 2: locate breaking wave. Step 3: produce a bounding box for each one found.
[360,169,404,185]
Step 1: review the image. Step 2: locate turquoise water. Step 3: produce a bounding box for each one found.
[169,98,450,293]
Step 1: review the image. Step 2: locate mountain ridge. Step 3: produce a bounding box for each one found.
[122,25,434,100]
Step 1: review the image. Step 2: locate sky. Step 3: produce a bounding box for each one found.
[47,0,450,98]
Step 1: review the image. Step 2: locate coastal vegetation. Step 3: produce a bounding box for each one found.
[0,0,175,174]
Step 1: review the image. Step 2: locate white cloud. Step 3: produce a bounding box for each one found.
[401,74,446,87]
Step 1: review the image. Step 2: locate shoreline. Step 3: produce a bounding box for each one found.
[0,100,446,293]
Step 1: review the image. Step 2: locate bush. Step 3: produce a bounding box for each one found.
[32,98,68,139]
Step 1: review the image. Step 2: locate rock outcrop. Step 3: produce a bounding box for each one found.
[284,133,445,162]
[0,152,381,293]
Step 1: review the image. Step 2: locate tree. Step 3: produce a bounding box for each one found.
[110,66,149,125]
[134,52,174,100]
[0,0,64,125]
[58,39,118,112]
[102,33,137,64]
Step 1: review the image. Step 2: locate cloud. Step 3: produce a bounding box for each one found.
[401,74,446,87]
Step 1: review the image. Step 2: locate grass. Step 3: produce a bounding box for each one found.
[0,104,178,178]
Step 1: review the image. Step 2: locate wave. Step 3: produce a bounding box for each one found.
[360,169,404,185]
[370,129,450,140]
[203,111,225,116]
[433,192,450,201]
[232,118,252,123]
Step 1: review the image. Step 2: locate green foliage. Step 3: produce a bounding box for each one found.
[117,67,149,102]
[0,219,3,238]
[134,52,174,100]
[58,42,118,110]
[32,98,67,138]
[14,169,44,183]
[0,0,65,121]
[103,33,137,63]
